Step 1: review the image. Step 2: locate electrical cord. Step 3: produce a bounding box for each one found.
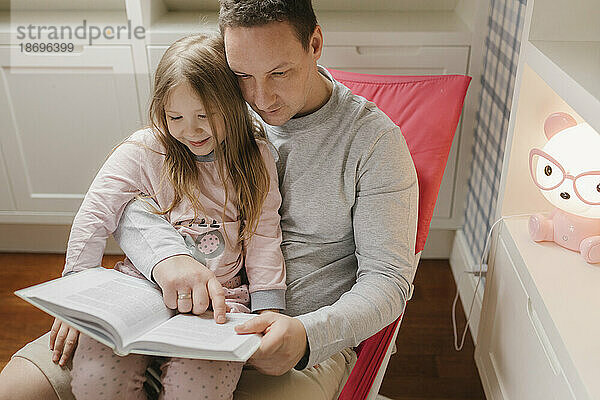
[452,213,534,351]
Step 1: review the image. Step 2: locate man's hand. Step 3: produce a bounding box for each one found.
[234,311,307,375]
[49,318,79,367]
[153,255,227,323]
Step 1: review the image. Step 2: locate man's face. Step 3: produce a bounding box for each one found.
[224,22,319,126]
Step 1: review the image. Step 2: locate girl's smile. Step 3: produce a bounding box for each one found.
[189,137,212,148]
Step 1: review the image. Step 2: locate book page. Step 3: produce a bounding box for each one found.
[131,313,261,361]
[17,268,174,345]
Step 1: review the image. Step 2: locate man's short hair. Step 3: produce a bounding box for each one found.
[218,0,318,51]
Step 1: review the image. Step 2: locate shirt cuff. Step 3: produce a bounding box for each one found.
[295,312,333,369]
[249,289,286,312]
[294,340,310,370]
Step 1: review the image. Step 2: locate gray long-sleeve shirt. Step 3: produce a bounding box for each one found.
[114,67,418,368]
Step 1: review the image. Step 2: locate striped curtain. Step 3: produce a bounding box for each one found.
[462,0,527,261]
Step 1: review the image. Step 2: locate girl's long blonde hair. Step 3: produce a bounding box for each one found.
[148,33,270,243]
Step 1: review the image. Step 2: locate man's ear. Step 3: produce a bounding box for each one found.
[310,25,324,61]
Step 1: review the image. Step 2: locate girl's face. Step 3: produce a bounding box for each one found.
[164,83,222,156]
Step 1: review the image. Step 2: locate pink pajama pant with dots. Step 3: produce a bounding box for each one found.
[71,268,251,400]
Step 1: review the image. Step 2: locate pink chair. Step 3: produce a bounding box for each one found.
[328,69,471,400]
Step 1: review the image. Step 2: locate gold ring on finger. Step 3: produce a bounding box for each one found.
[177,292,192,300]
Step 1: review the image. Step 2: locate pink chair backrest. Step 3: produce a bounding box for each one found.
[329,69,471,400]
[328,69,471,253]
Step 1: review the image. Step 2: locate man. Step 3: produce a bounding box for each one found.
[0,1,418,399]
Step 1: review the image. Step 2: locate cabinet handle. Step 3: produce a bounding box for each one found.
[527,297,562,375]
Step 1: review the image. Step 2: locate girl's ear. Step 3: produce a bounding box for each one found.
[544,112,577,140]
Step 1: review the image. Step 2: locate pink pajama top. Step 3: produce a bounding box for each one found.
[63,128,286,311]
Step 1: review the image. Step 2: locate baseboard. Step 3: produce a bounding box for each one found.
[449,229,484,345]
[1,222,460,270]
[421,228,455,259]
[0,224,124,255]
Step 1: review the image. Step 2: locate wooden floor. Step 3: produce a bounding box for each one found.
[378,260,485,400]
[0,254,485,400]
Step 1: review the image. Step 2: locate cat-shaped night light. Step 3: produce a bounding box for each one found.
[528,112,600,264]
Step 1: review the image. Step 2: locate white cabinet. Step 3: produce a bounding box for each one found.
[0,0,489,255]
[476,0,600,398]
[0,45,143,222]
[0,2,145,223]
[0,147,15,211]
[477,222,578,399]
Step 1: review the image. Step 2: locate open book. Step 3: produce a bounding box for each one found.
[15,268,261,362]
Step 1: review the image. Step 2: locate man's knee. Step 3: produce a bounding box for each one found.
[0,357,59,400]
[235,349,356,400]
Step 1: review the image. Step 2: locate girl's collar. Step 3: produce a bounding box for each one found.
[194,151,214,162]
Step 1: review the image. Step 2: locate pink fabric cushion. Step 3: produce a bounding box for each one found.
[330,70,471,400]
[328,69,471,254]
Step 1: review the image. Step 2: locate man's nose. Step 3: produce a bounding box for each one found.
[254,82,276,111]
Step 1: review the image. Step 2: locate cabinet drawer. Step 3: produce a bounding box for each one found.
[320,45,469,75]
[479,236,576,399]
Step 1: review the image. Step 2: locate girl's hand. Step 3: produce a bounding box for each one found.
[152,255,227,324]
[49,318,79,367]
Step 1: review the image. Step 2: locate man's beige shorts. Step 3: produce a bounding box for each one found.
[13,333,357,400]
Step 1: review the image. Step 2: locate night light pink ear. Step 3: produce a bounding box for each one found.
[544,112,577,140]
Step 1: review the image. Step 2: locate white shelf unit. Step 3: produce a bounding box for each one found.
[0,0,489,256]
[475,0,600,399]
[144,10,473,46]
[525,41,600,132]
[7,0,125,11]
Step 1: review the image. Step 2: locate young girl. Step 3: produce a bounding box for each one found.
[49,33,286,400]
